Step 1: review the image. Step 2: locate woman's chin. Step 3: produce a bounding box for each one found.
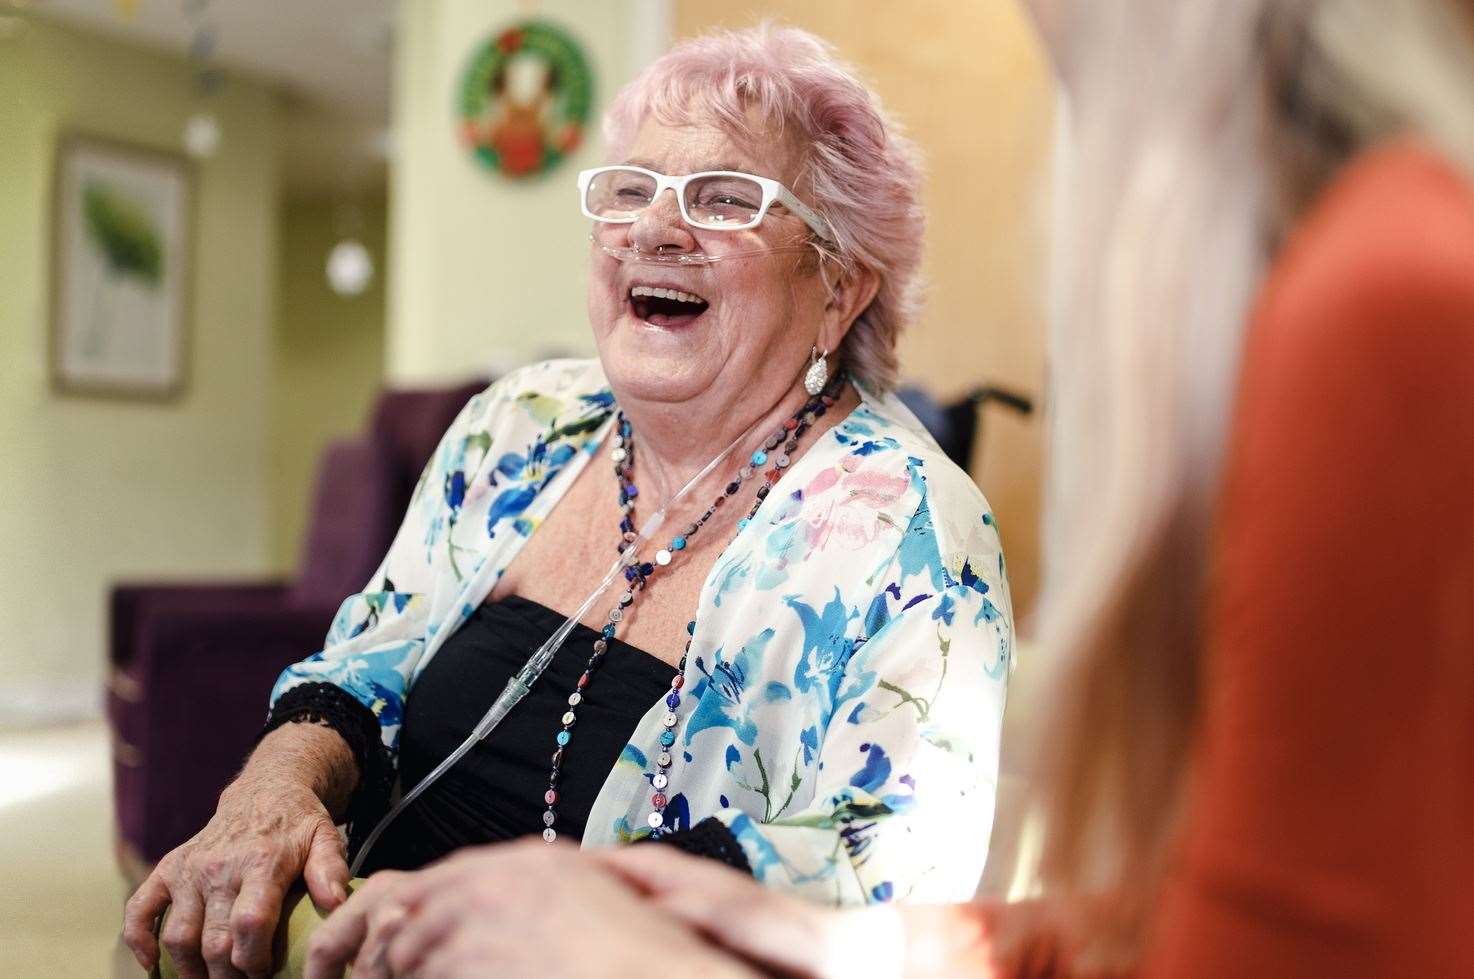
[598,313,721,403]
[602,352,714,405]
[605,361,713,405]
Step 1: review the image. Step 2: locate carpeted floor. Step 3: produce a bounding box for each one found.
[0,721,141,977]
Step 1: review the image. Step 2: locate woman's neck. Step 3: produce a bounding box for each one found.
[614,374,853,510]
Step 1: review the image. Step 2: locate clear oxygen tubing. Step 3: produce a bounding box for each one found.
[348,422,756,876]
[590,233,818,266]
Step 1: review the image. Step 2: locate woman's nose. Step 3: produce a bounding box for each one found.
[628,188,697,254]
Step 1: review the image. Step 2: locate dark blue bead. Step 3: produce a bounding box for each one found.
[640,563,654,576]
[686,620,696,635]
[603,624,616,638]
[624,566,637,581]
[666,692,680,708]
[625,483,638,498]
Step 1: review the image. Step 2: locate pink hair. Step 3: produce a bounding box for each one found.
[602,23,924,393]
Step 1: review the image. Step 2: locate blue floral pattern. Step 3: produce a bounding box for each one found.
[271,359,1012,906]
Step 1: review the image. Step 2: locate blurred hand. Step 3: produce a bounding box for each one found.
[122,775,350,979]
[597,848,1122,979]
[593,845,906,979]
[304,838,766,979]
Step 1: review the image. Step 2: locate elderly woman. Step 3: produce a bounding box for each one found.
[125,24,1012,979]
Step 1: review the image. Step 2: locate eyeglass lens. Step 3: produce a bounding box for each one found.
[584,169,766,229]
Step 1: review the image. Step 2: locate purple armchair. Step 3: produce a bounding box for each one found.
[108,380,487,869]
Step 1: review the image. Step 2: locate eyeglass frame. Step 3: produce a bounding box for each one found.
[576,165,834,243]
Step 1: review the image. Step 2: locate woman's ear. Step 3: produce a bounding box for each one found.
[820,262,880,354]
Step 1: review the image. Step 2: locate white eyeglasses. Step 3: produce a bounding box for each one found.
[577,165,832,241]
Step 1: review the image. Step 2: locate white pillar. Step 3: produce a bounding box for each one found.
[386,0,671,384]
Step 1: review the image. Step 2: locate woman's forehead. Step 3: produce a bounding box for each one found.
[620,113,799,183]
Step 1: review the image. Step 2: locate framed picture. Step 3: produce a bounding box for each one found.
[50,133,194,400]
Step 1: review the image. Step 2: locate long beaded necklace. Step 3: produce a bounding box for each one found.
[540,374,844,843]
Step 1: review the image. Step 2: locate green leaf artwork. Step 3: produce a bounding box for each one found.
[82,181,163,285]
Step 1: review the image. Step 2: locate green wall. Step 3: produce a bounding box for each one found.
[0,17,282,718]
[270,196,388,571]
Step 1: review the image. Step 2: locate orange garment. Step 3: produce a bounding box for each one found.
[1141,141,1474,977]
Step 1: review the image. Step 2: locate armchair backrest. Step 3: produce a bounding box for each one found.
[290,439,397,607]
[369,379,490,520]
[290,378,490,607]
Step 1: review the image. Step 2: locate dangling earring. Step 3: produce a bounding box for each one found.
[804,346,829,396]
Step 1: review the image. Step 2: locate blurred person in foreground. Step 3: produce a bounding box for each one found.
[125,24,1015,979]
[276,0,1474,975]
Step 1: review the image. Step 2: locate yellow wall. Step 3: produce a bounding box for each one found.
[0,17,281,718]
[674,0,1054,618]
[385,0,669,384]
[269,196,388,570]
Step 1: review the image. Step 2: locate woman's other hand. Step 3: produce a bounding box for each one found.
[304,838,765,979]
[122,724,356,979]
[600,846,1121,979]
[600,846,1106,979]
[595,844,907,979]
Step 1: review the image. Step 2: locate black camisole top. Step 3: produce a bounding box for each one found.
[359,595,674,874]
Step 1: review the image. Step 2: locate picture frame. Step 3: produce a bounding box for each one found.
[49,133,195,400]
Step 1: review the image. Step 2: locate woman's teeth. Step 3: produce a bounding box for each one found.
[627,284,710,326]
[630,285,706,305]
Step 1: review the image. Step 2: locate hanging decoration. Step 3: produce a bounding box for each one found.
[457,19,594,179]
[325,201,375,297]
[182,113,221,158]
[181,0,224,159]
[326,239,374,297]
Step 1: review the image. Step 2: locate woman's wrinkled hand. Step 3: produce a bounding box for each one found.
[121,776,351,979]
[304,838,765,979]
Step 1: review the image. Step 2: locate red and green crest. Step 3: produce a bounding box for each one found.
[457,20,594,179]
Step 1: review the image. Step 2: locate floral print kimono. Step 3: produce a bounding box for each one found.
[271,359,1012,905]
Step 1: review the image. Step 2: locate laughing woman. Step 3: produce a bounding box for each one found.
[125,25,1013,979]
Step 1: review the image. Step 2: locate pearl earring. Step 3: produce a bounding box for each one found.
[804,347,829,396]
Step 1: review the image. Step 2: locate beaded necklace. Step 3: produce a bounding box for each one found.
[540,374,844,843]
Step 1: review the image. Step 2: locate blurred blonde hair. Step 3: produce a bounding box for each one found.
[1026,0,1474,967]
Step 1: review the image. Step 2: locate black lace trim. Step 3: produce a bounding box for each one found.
[648,816,754,875]
[259,682,395,860]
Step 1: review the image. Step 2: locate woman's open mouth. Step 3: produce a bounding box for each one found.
[628,284,710,328]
